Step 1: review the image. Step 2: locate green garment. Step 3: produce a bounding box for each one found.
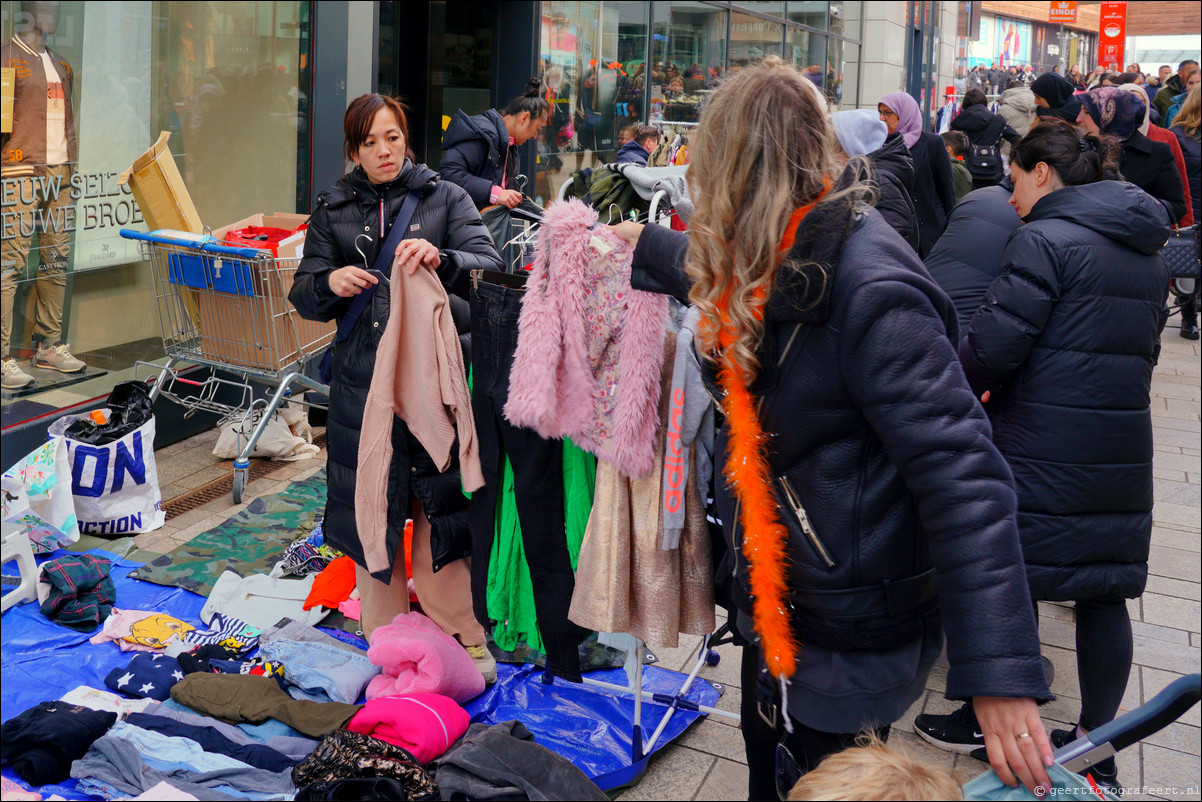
[486,440,596,653]
[951,158,974,202]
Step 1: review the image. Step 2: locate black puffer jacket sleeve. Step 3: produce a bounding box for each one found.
[957,228,1059,395]
[929,139,957,220]
[629,223,691,303]
[439,138,494,209]
[289,199,350,323]
[838,273,1050,702]
[436,183,505,297]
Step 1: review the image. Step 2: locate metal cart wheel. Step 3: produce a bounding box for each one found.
[232,459,249,504]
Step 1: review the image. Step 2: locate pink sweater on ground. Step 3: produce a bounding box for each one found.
[365,611,485,703]
[347,692,469,764]
[355,267,483,577]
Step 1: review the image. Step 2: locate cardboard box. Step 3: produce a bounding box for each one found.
[118,131,203,233]
[276,229,306,260]
[1,68,14,134]
[191,212,331,371]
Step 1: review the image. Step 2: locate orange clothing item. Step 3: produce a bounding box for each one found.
[303,555,358,611]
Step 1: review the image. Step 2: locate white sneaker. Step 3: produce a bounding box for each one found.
[2,357,34,389]
[33,341,87,373]
[462,642,498,684]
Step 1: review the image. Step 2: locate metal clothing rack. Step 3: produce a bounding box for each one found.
[490,193,742,764]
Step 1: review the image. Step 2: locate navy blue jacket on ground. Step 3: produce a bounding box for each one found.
[439,109,517,210]
[924,183,1021,333]
[614,140,650,165]
[959,181,1171,603]
[289,162,502,582]
[630,170,1050,705]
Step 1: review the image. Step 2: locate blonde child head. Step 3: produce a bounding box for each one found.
[787,733,963,801]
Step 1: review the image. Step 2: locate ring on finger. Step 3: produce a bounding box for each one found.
[1016,732,1031,740]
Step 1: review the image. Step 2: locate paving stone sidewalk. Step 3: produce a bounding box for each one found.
[139,319,1201,801]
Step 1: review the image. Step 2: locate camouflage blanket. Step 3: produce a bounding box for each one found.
[128,470,327,596]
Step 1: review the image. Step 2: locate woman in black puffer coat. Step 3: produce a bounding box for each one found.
[831,109,920,250]
[613,59,1052,800]
[290,95,503,660]
[954,120,1170,793]
[951,88,1021,189]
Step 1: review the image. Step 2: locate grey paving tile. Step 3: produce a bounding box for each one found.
[1143,667,1201,728]
[1149,545,1202,582]
[1154,429,1202,451]
[1151,416,1202,433]
[895,689,930,735]
[1141,720,1201,757]
[1145,574,1202,603]
[1132,632,1202,674]
[1153,452,1200,475]
[1152,382,1202,402]
[1151,526,1201,553]
[705,684,741,729]
[615,745,714,801]
[692,758,748,801]
[1153,502,1201,530]
[1141,743,1201,798]
[1161,399,1202,421]
[675,717,746,763]
[1154,467,1190,483]
[644,635,704,674]
[1141,593,1201,636]
[693,639,742,692]
[1154,480,1202,507]
[1131,619,1193,646]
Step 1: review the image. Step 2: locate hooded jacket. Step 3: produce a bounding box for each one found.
[924,183,1021,334]
[0,37,77,173]
[998,86,1037,137]
[439,109,518,210]
[289,162,502,583]
[950,104,1020,185]
[1153,74,1185,117]
[629,167,1050,705]
[959,181,1171,602]
[1031,72,1082,124]
[614,140,651,165]
[866,133,920,251]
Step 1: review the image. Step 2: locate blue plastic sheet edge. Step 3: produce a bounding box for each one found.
[3,547,724,797]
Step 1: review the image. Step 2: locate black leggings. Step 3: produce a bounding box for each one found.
[740,645,890,801]
[1072,598,1133,732]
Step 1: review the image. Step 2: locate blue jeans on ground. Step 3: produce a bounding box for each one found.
[256,638,379,704]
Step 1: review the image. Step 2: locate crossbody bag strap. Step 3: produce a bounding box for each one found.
[332,189,422,345]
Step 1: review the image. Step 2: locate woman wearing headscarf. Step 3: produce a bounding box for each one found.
[1115,82,1194,225]
[830,108,920,250]
[1030,72,1082,124]
[878,91,955,256]
[1078,86,1187,222]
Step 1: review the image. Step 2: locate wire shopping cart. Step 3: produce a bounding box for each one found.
[119,228,333,503]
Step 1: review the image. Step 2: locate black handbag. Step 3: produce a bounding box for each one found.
[1161,224,1200,280]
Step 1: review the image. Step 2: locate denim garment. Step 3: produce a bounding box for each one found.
[156,698,313,746]
[259,619,367,656]
[468,277,585,682]
[71,735,240,801]
[257,638,379,704]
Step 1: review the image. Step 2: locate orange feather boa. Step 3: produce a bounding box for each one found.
[714,192,826,681]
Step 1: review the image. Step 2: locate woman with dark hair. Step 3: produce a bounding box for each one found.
[951,87,1021,189]
[440,78,550,210]
[878,91,956,256]
[1030,72,1082,124]
[1077,87,1188,221]
[1170,85,1201,339]
[613,58,1053,800]
[289,94,504,678]
[918,120,1171,797]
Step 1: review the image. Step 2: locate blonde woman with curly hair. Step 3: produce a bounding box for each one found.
[611,57,1053,799]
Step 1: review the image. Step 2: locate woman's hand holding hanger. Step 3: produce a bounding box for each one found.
[610,220,645,247]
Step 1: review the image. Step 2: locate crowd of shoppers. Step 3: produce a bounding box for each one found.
[287,53,1193,801]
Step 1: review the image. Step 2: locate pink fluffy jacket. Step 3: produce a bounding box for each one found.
[504,199,668,478]
[347,692,469,764]
[365,611,485,703]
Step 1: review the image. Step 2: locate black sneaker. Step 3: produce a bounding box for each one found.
[914,702,984,754]
[1051,728,1122,797]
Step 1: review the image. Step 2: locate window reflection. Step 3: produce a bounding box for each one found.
[650,2,727,124]
[788,1,827,30]
[729,12,784,71]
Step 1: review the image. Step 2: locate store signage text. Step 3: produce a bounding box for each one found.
[0,169,144,242]
[1049,1,1078,24]
[1098,1,1126,69]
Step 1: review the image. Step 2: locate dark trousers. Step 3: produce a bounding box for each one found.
[740,645,890,801]
[468,277,584,682]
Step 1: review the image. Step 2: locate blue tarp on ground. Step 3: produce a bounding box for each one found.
[2,548,721,796]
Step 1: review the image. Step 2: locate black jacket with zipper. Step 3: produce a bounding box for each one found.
[289,162,502,583]
[959,181,1171,602]
[950,104,1020,187]
[439,109,518,210]
[866,132,920,251]
[629,168,1050,703]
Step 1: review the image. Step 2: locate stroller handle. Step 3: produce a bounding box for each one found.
[1057,673,1200,772]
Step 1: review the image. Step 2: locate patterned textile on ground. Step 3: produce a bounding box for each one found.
[569,332,716,649]
[290,730,438,800]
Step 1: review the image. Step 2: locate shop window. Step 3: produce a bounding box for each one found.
[787,1,827,31]
[830,1,862,38]
[786,26,826,94]
[734,2,787,19]
[648,1,727,125]
[729,11,784,72]
[535,1,650,202]
[1,1,310,432]
[835,40,859,109]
